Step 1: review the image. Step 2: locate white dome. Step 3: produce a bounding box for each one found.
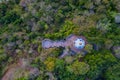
[74,38,85,49]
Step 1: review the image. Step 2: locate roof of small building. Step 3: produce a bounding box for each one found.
[42,34,87,53]
[74,38,85,49]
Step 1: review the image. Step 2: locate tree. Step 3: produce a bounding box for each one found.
[44,57,56,72]
[0,11,20,25]
[84,50,117,80]
[104,62,120,80]
[0,3,8,18]
[67,60,90,75]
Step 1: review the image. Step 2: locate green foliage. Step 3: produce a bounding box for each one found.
[55,59,65,70]
[104,39,114,49]
[0,47,7,62]
[44,57,56,72]
[54,59,68,79]
[54,10,64,23]
[16,77,28,80]
[67,61,90,75]
[84,50,117,80]
[0,10,20,24]
[54,59,89,80]
[97,18,112,33]
[113,46,120,59]
[84,44,93,53]
[104,62,120,80]
[50,48,62,57]
[64,56,74,64]
[37,45,42,53]
[45,20,76,39]
[0,53,7,61]
[0,0,120,80]
[36,76,43,80]
[0,3,8,17]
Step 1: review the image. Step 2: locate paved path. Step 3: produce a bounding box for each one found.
[42,34,87,58]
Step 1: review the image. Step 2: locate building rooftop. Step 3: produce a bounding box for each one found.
[74,38,85,49]
[42,34,87,58]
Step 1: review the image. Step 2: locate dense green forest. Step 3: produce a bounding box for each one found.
[0,0,120,80]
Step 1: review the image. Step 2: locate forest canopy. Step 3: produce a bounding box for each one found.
[0,0,120,80]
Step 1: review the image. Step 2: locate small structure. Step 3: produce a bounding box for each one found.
[42,34,87,58]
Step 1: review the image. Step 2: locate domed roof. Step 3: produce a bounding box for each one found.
[74,38,85,49]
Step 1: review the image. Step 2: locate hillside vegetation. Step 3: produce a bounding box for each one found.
[0,0,120,80]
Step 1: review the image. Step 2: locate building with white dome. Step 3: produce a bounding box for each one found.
[42,34,87,58]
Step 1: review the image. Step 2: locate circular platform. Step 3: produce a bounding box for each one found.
[42,34,87,53]
[66,34,87,53]
[42,39,53,48]
[74,38,85,49]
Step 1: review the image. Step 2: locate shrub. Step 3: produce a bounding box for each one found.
[67,61,90,75]
[44,57,56,72]
[84,51,117,80]
[104,62,120,80]
[0,11,20,25]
